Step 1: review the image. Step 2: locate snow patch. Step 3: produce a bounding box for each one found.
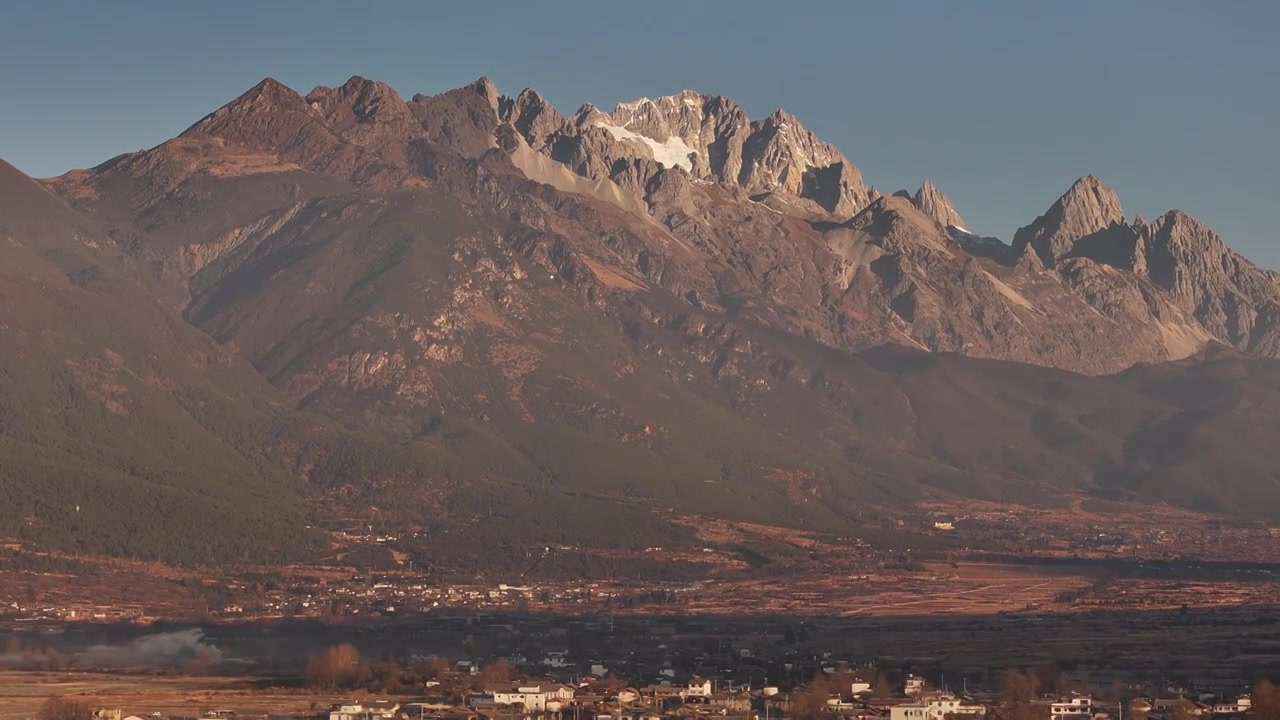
[595,121,696,172]
[949,224,971,235]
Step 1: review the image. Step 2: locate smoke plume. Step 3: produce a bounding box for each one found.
[76,628,223,669]
[0,628,223,670]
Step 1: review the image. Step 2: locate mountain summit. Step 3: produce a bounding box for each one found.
[910,179,966,231]
[1013,175,1128,267]
[543,90,873,217]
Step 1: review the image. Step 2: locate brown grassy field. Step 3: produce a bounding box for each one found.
[0,672,344,720]
[640,561,1094,618]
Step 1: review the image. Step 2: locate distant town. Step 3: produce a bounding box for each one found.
[8,502,1280,720]
[19,659,1272,720]
[11,501,1280,627]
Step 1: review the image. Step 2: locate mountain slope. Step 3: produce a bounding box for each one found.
[0,159,319,563]
[21,75,1280,569]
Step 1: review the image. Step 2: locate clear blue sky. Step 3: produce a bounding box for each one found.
[2,0,1277,264]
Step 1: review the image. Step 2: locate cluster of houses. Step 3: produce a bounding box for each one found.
[314,679,1260,720]
[87,668,1261,720]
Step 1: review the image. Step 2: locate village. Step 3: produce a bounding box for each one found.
[8,504,1280,720]
[25,664,1268,720]
[308,679,1260,720]
[4,610,1276,720]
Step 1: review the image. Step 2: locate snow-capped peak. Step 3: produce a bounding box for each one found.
[590,118,697,172]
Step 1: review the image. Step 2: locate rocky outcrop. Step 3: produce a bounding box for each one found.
[1012,175,1128,268]
[835,196,1210,372]
[736,110,868,216]
[1138,210,1280,352]
[183,78,319,146]
[498,90,872,220]
[407,78,505,158]
[911,180,966,231]
[305,76,417,165]
[500,88,569,152]
[306,77,413,137]
[1007,175,1280,357]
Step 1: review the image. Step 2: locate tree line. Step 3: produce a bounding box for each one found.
[303,644,517,697]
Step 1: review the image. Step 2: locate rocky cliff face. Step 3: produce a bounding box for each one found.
[50,75,1272,379]
[1012,175,1130,268]
[501,90,872,220]
[1007,176,1280,357]
[910,179,966,231]
[1138,210,1280,354]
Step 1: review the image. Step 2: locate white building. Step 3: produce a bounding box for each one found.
[1212,697,1251,715]
[904,675,926,697]
[1051,695,1094,720]
[542,651,570,668]
[686,678,713,698]
[490,684,576,712]
[889,693,985,720]
[329,702,400,720]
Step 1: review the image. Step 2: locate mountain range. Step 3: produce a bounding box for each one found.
[5,74,1280,569]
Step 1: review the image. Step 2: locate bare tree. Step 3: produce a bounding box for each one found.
[305,652,334,691]
[306,643,364,691]
[792,674,832,720]
[1254,682,1280,720]
[37,697,93,720]
[1000,670,1043,720]
[1172,699,1200,720]
[377,656,402,693]
[872,671,894,699]
[408,655,452,687]
[474,659,512,689]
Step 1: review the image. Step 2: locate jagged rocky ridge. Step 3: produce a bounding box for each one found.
[502,87,872,218]
[18,73,1280,558]
[50,75,1280,372]
[1013,175,1280,356]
